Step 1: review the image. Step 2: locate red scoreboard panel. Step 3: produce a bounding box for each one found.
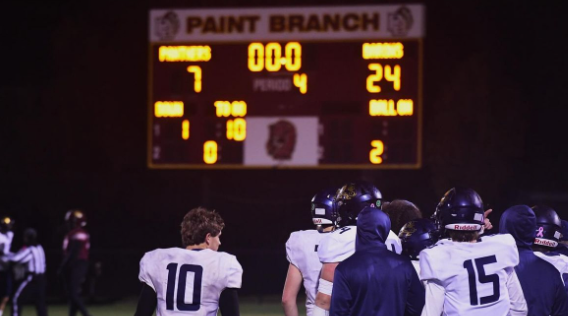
[148,5,424,169]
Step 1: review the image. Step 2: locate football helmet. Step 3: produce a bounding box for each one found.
[334,181,382,227]
[433,187,484,237]
[399,218,438,260]
[0,216,14,233]
[310,188,337,228]
[532,205,562,248]
[65,209,87,228]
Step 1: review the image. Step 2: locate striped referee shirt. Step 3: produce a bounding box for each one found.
[9,245,46,275]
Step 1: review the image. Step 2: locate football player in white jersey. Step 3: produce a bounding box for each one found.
[420,187,527,316]
[531,205,568,290]
[0,216,14,316]
[135,207,243,316]
[313,181,402,316]
[282,187,338,316]
[399,218,438,276]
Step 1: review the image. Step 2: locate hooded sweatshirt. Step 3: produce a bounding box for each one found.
[330,207,424,316]
[500,205,568,316]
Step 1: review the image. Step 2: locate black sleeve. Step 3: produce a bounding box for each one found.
[59,239,81,271]
[134,283,157,316]
[219,288,240,316]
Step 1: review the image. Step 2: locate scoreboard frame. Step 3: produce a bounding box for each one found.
[147,5,424,169]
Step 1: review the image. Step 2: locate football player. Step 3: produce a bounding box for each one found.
[500,205,568,315]
[0,216,14,316]
[135,207,242,316]
[313,181,402,316]
[555,220,568,256]
[330,207,424,316]
[531,205,568,291]
[282,188,337,316]
[420,187,527,316]
[398,218,438,275]
[59,209,92,316]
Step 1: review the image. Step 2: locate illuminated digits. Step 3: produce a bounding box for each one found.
[182,120,190,140]
[226,118,246,141]
[293,73,307,94]
[248,43,264,72]
[226,120,233,140]
[369,140,384,164]
[265,42,282,72]
[366,63,383,93]
[384,65,401,91]
[187,66,202,93]
[203,141,218,164]
[248,42,303,72]
[285,42,301,71]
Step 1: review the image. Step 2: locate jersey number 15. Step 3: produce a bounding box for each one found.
[166,263,203,311]
[463,255,500,306]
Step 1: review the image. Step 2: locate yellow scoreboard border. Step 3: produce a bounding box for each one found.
[147,38,423,170]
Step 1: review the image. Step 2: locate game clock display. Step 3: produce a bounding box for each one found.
[148,5,424,169]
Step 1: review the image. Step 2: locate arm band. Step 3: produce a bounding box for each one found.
[318,278,333,296]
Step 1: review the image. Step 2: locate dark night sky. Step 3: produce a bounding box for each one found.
[1,0,568,296]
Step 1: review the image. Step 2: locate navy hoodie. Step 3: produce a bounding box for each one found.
[330,207,424,316]
[499,205,568,316]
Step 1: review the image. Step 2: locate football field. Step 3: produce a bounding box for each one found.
[17,296,303,316]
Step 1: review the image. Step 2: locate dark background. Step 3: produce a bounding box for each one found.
[1,0,567,299]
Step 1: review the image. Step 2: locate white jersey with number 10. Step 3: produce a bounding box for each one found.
[139,247,242,316]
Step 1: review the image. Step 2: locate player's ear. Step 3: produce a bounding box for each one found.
[205,233,212,245]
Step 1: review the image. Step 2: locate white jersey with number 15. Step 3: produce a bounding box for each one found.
[420,234,520,316]
[139,247,242,316]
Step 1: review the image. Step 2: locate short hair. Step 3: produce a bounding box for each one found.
[448,230,479,242]
[382,199,422,234]
[180,207,225,247]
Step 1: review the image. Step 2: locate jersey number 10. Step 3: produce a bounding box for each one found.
[166,263,203,311]
[463,255,500,306]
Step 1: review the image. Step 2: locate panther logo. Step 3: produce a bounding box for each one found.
[266,120,297,160]
[155,11,180,41]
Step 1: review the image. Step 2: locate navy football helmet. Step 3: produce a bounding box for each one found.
[532,205,562,248]
[433,187,484,237]
[399,218,438,260]
[311,188,337,229]
[0,216,14,233]
[334,181,382,227]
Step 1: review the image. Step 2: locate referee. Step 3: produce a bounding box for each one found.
[6,228,47,316]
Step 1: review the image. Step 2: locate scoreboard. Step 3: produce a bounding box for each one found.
[148,5,424,169]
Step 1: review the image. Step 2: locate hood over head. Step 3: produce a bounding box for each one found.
[499,205,536,249]
[356,206,390,251]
